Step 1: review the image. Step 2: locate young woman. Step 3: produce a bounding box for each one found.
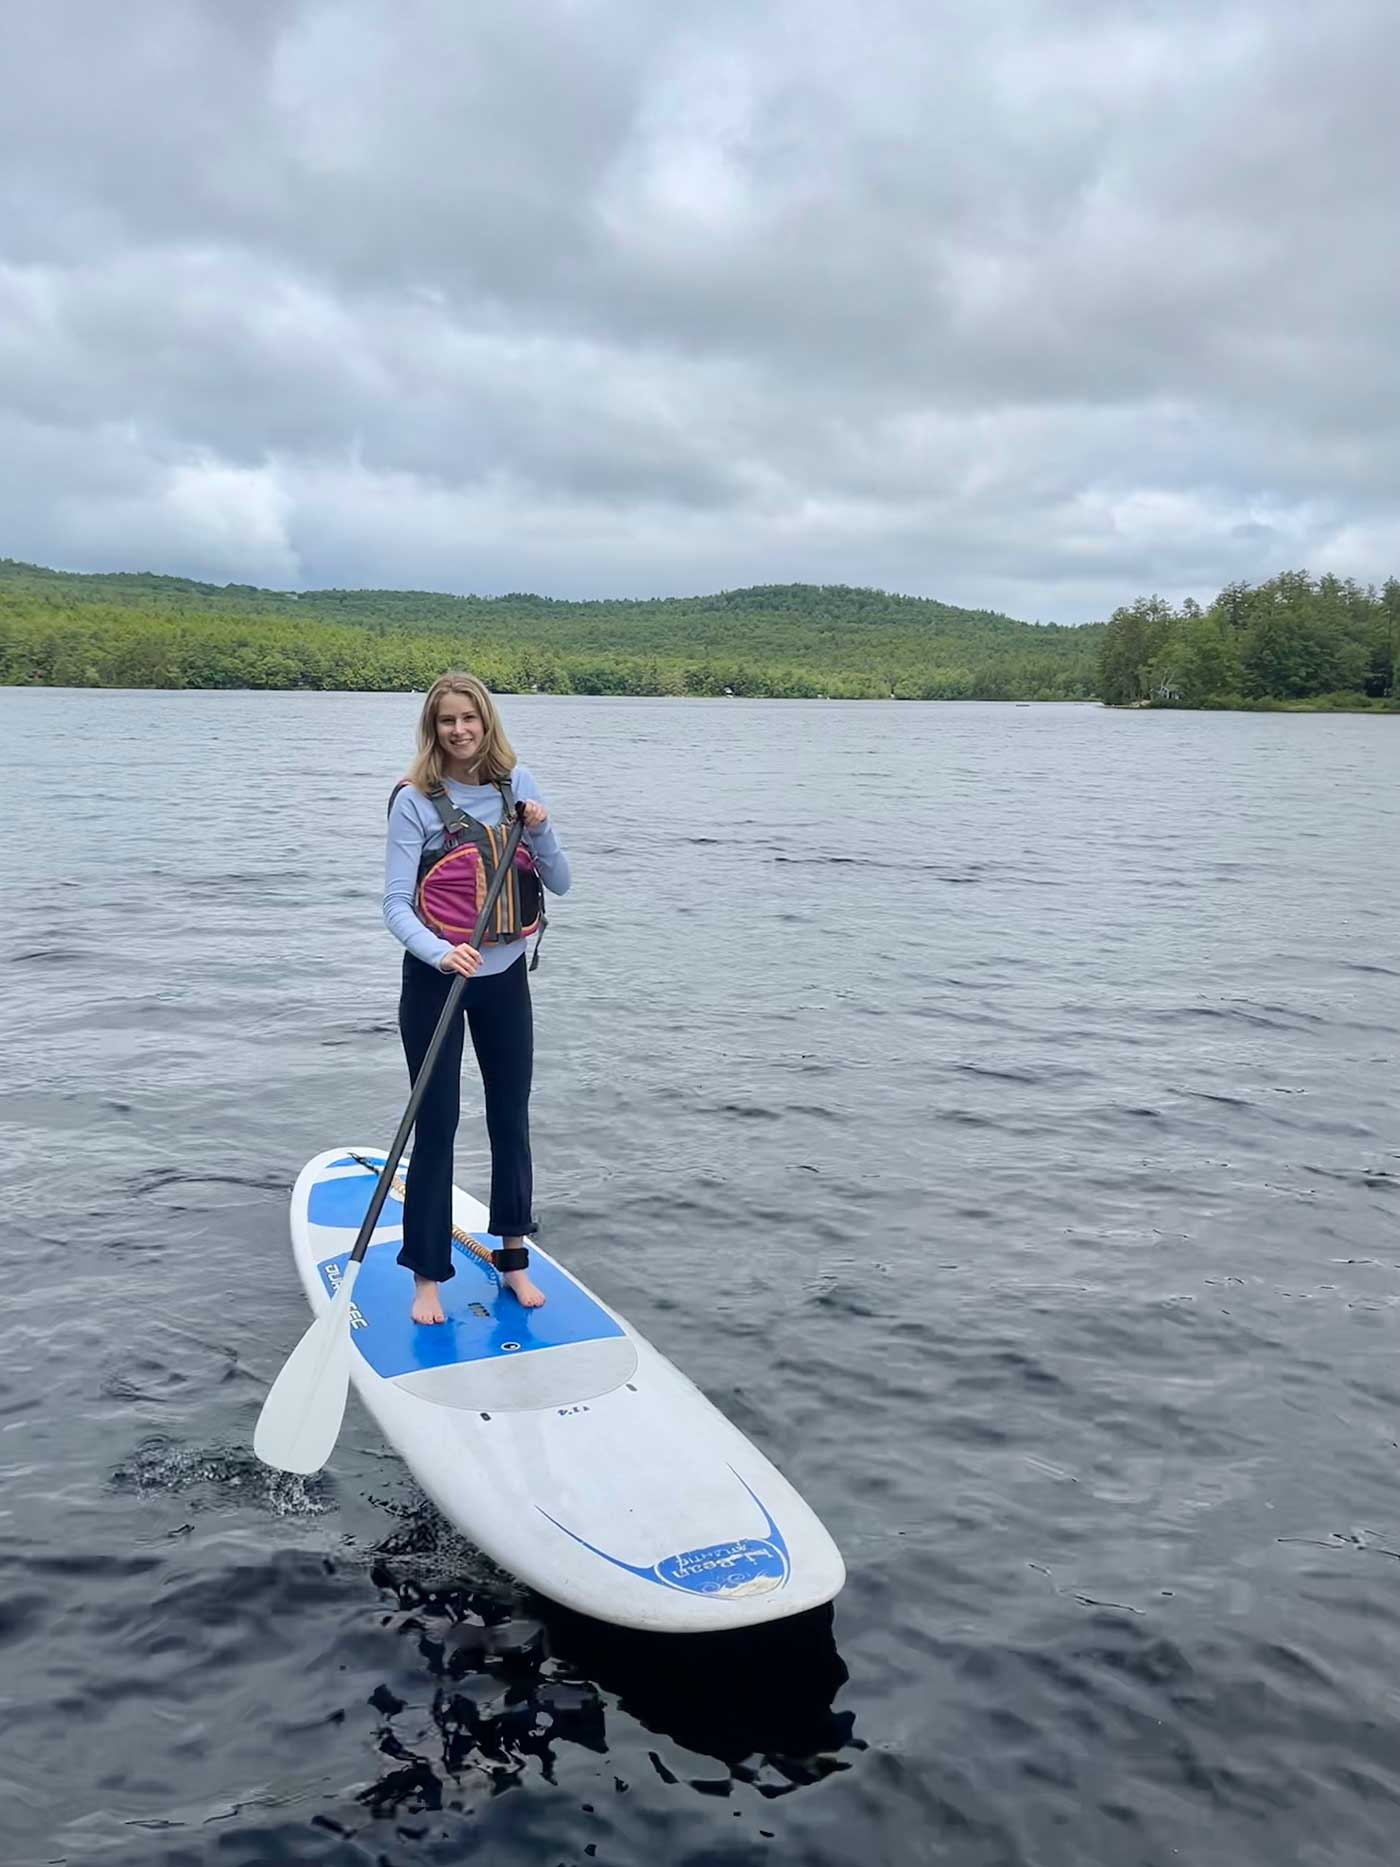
[383,672,571,1324]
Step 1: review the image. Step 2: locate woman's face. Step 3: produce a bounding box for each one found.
[436,694,485,771]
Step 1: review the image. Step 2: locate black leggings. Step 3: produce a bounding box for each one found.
[396,951,535,1284]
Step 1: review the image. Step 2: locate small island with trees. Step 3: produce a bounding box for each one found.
[0,557,1395,710]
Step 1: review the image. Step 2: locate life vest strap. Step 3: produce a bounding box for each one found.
[423,778,518,840]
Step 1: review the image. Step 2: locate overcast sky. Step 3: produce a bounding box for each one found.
[2,0,1397,622]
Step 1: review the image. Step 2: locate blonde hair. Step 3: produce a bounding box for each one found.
[405,672,517,793]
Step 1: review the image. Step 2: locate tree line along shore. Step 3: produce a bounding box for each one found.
[1099,571,1399,711]
[1,558,1396,709]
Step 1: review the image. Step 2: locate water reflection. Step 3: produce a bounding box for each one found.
[361,1542,856,1819]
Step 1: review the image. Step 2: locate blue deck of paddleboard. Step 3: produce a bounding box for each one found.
[306,1165,623,1382]
[308,1172,405,1229]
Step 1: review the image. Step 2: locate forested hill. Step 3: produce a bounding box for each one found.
[0,558,1100,699]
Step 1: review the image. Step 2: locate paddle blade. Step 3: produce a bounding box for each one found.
[254,1263,361,1474]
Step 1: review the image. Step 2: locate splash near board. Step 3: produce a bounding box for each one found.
[288,1149,845,1632]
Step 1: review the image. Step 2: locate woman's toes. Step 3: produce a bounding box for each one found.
[503,1270,546,1308]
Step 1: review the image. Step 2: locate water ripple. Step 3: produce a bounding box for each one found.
[2,691,1399,1866]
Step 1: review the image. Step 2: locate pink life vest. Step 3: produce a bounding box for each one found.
[390,779,546,962]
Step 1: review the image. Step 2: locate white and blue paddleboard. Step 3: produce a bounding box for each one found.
[291,1148,846,1632]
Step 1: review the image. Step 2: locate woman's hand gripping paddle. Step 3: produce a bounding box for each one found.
[254,803,530,1474]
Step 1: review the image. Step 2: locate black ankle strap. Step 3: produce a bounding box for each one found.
[492,1245,530,1273]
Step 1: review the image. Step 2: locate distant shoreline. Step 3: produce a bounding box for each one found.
[4,680,1397,714]
[0,557,1100,703]
[1107,696,1399,715]
[1,680,1088,702]
[4,557,1396,710]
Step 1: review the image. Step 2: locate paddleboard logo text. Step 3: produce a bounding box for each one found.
[538,1470,791,1601]
[655,1536,789,1597]
[323,1261,367,1330]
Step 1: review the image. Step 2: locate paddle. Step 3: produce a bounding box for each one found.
[254,801,530,1475]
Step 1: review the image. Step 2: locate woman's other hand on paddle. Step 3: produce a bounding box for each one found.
[521,800,548,830]
[439,943,483,978]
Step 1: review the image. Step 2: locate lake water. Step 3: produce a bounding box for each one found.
[2,690,1398,1866]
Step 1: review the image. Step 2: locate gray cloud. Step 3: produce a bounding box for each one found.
[2,0,1397,619]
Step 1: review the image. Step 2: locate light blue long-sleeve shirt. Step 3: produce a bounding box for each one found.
[383,764,572,975]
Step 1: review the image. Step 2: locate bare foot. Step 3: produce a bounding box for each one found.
[410,1276,446,1325]
[502,1267,546,1309]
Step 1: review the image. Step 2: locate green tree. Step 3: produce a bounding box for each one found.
[1153,611,1241,704]
[1369,578,1400,697]
[1099,597,1174,705]
[1240,572,1367,698]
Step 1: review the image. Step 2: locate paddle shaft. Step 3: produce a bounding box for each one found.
[347,802,529,1268]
